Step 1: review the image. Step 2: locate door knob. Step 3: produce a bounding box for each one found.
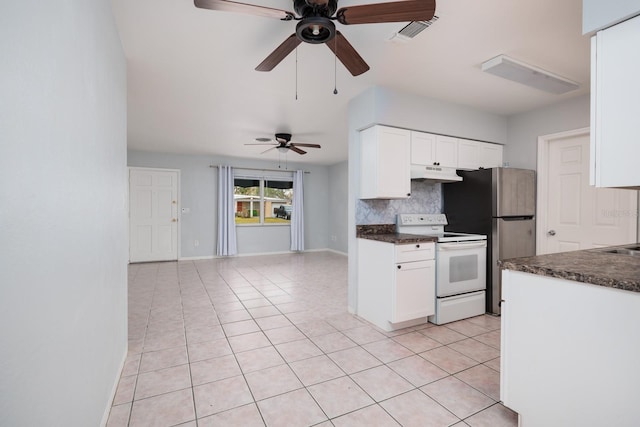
[547,230,556,236]
[172,218,177,222]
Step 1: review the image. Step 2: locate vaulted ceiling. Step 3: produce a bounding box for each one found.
[111,0,589,165]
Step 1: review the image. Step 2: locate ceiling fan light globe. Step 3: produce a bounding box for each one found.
[277,146,289,153]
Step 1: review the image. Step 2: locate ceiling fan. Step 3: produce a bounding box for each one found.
[247,133,321,155]
[194,0,436,76]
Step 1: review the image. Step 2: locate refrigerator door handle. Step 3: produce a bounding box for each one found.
[499,216,534,221]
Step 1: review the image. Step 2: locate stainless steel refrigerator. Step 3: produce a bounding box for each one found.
[443,167,536,314]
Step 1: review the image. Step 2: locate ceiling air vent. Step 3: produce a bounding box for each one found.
[388,16,439,43]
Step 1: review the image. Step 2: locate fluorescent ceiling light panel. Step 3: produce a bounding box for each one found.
[481,55,579,94]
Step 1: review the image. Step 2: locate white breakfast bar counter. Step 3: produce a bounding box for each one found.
[498,246,640,427]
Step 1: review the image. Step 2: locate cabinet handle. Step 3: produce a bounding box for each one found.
[416,244,420,248]
[397,265,401,269]
[407,193,411,197]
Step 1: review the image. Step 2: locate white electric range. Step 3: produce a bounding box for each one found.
[397,214,487,324]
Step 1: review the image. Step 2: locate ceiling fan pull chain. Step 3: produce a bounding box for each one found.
[333,37,338,95]
[295,47,298,100]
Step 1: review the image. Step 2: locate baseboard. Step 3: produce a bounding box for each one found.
[179,249,347,260]
[324,248,348,257]
[100,343,128,427]
[178,255,216,261]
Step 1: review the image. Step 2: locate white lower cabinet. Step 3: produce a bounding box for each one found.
[357,239,435,331]
[501,269,640,426]
[393,260,434,323]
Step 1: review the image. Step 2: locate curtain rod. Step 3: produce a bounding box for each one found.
[209,165,310,174]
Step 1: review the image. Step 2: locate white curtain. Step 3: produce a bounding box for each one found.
[217,165,237,256]
[290,170,304,251]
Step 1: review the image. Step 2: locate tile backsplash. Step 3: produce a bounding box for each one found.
[356,180,442,225]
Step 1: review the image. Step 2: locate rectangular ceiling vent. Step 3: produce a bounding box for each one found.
[388,16,439,43]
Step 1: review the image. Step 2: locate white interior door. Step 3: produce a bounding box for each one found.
[539,131,637,254]
[129,168,179,262]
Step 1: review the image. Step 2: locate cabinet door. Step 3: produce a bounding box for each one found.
[392,260,435,323]
[435,135,458,168]
[457,139,480,170]
[410,131,437,165]
[360,126,411,199]
[479,142,503,168]
[592,15,640,188]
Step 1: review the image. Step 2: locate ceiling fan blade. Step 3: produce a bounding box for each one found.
[336,0,436,25]
[260,146,278,154]
[291,143,321,148]
[256,34,302,72]
[325,32,370,76]
[289,146,307,155]
[194,0,295,20]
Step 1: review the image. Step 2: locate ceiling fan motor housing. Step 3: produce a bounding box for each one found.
[294,0,338,17]
[275,133,292,144]
[294,0,338,44]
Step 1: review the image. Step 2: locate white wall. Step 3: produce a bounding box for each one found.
[128,151,331,257]
[506,94,590,170]
[0,2,128,426]
[373,88,509,144]
[328,161,348,254]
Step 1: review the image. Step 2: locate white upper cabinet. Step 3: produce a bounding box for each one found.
[457,139,503,170]
[435,135,458,168]
[591,15,640,188]
[410,131,458,168]
[457,139,480,170]
[360,125,411,199]
[479,142,504,169]
[410,131,437,166]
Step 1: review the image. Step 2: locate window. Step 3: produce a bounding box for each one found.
[234,175,293,225]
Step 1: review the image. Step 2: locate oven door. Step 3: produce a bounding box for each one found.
[436,241,487,297]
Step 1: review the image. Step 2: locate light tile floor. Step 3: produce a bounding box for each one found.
[107,252,517,427]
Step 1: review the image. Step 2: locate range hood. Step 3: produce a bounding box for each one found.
[410,165,462,183]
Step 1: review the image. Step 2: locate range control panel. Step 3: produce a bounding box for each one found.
[397,213,448,227]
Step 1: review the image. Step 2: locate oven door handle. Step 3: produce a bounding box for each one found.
[438,241,487,250]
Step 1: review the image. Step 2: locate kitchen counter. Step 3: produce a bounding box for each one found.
[499,246,640,426]
[356,224,438,244]
[498,244,640,293]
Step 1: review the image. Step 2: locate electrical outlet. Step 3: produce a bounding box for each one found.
[194,240,199,247]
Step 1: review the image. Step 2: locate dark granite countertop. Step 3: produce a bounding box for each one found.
[499,245,640,293]
[356,224,438,244]
[358,233,438,244]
